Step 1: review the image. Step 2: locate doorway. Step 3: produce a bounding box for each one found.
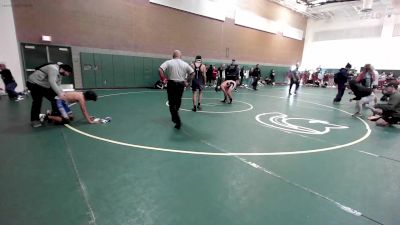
[20,43,74,85]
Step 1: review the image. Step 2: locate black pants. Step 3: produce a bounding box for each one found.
[167,80,185,125]
[27,82,58,121]
[289,81,299,94]
[252,77,259,90]
[334,83,346,102]
[5,82,22,98]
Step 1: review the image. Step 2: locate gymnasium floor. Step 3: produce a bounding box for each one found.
[0,86,399,225]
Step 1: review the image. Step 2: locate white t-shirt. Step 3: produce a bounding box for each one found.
[160,58,194,81]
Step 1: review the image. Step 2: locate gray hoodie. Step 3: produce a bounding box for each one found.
[28,64,63,95]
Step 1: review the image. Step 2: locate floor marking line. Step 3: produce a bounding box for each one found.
[65,91,371,156]
[195,138,383,225]
[166,98,254,114]
[261,120,400,164]
[61,131,97,225]
[356,150,379,157]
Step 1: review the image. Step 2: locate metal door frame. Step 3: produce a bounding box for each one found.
[20,42,73,84]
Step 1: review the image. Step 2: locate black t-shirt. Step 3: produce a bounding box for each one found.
[253,68,261,78]
[206,67,213,78]
[0,69,15,85]
[226,64,239,81]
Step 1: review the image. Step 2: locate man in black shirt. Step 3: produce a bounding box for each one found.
[333,63,351,103]
[252,64,261,90]
[225,59,239,81]
[216,64,226,92]
[0,64,24,100]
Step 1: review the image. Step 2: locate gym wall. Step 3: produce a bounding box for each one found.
[0,1,24,92]
[12,0,306,88]
[13,0,306,63]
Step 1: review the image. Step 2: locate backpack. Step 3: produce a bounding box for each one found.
[334,72,340,84]
[35,63,55,70]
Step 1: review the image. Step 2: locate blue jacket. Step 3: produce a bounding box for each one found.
[334,68,348,84]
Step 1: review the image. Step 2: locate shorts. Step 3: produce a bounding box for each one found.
[192,80,204,91]
[53,98,72,118]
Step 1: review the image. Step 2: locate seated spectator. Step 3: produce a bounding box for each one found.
[0,63,24,101]
[371,82,400,126]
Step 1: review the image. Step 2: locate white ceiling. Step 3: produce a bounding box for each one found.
[271,0,400,20]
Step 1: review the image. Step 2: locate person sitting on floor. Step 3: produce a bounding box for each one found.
[370,82,400,126]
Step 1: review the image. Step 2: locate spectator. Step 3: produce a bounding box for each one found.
[0,63,24,101]
[333,63,351,103]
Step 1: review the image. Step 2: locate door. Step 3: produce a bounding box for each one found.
[21,43,74,85]
[143,57,153,87]
[113,55,134,87]
[133,56,144,87]
[93,54,114,88]
[80,53,96,88]
[48,46,74,84]
[21,44,47,80]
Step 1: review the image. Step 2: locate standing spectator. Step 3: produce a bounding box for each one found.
[211,66,218,87]
[239,66,245,87]
[269,69,276,85]
[159,50,194,129]
[288,64,300,95]
[27,63,73,127]
[247,67,254,87]
[190,56,206,112]
[356,64,376,88]
[206,65,213,87]
[333,63,351,103]
[217,64,225,81]
[225,59,239,81]
[371,66,379,89]
[216,64,225,91]
[252,64,261,90]
[0,63,24,101]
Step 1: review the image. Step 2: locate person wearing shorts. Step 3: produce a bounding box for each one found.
[45,91,99,125]
[348,80,374,117]
[220,80,237,104]
[190,56,206,112]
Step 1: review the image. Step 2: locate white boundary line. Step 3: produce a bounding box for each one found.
[166,98,254,114]
[61,132,97,225]
[64,91,371,156]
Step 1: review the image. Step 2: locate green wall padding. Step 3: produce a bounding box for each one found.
[80,52,290,88]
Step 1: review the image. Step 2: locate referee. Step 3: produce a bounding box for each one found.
[159,50,194,129]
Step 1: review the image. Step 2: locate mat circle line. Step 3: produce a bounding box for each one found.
[166,97,254,114]
[65,90,371,156]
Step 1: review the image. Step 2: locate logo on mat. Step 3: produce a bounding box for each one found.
[255,112,349,135]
